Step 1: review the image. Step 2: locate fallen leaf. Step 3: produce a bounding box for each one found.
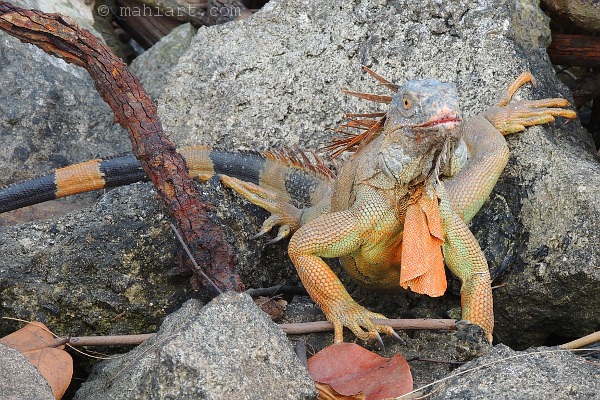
[308,343,413,400]
[1,322,73,399]
[315,382,366,399]
[254,296,287,321]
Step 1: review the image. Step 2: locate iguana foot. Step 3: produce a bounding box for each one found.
[323,300,396,344]
[485,72,577,135]
[219,175,302,243]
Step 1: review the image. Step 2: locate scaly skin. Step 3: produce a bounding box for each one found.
[225,72,576,343]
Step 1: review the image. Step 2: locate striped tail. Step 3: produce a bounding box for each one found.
[0,146,335,214]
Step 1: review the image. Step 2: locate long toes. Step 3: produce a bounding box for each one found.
[347,323,371,342]
[514,114,555,127]
[500,123,526,134]
[498,71,536,106]
[515,98,570,109]
[333,320,344,344]
[544,108,577,119]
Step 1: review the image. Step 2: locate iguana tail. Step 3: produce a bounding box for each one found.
[0,146,335,214]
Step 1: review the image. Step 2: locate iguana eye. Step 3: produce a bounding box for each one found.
[403,97,411,108]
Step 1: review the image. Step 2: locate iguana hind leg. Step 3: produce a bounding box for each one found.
[220,174,302,243]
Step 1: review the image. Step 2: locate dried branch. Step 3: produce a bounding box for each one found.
[0,1,241,292]
[281,319,457,335]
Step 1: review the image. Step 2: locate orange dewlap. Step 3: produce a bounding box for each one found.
[400,190,446,297]
[55,159,105,197]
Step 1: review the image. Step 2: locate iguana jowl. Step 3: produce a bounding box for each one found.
[0,71,576,343]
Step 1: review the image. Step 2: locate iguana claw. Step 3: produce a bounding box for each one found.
[266,225,291,244]
[374,332,385,350]
[391,331,406,345]
[251,214,282,239]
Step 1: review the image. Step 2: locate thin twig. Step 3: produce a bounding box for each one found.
[283,318,456,335]
[47,318,457,347]
[170,222,223,295]
[53,334,155,347]
[560,330,600,350]
[245,285,308,297]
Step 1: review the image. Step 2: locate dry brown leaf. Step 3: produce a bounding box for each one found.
[308,343,413,400]
[0,322,73,399]
[316,381,366,399]
[254,296,287,321]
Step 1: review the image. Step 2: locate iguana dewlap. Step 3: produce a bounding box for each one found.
[0,71,576,343]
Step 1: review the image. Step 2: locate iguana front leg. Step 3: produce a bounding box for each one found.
[437,182,494,342]
[287,208,397,343]
[441,72,576,341]
[446,71,577,223]
[221,174,396,343]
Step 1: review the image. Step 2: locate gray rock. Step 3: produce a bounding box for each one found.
[130,23,197,100]
[0,343,54,400]
[74,293,317,400]
[157,0,600,347]
[0,183,191,338]
[0,29,129,188]
[429,344,600,399]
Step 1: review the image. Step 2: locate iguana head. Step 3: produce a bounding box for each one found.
[378,80,462,186]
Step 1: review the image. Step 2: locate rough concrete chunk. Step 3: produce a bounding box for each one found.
[75,294,317,400]
[429,344,600,399]
[130,23,197,100]
[0,343,54,400]
[158,0,600,347]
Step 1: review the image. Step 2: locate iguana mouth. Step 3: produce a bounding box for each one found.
[415,113,462,129]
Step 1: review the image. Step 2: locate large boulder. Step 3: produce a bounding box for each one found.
[429,344,600,399]
[129,23,197,100]
[74,294,317,400]
[0,0,128,187]
[158,0,600,347]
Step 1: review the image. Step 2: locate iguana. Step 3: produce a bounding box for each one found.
[0,70,576,343]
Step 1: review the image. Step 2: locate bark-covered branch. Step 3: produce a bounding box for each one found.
[0,1,242,292]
